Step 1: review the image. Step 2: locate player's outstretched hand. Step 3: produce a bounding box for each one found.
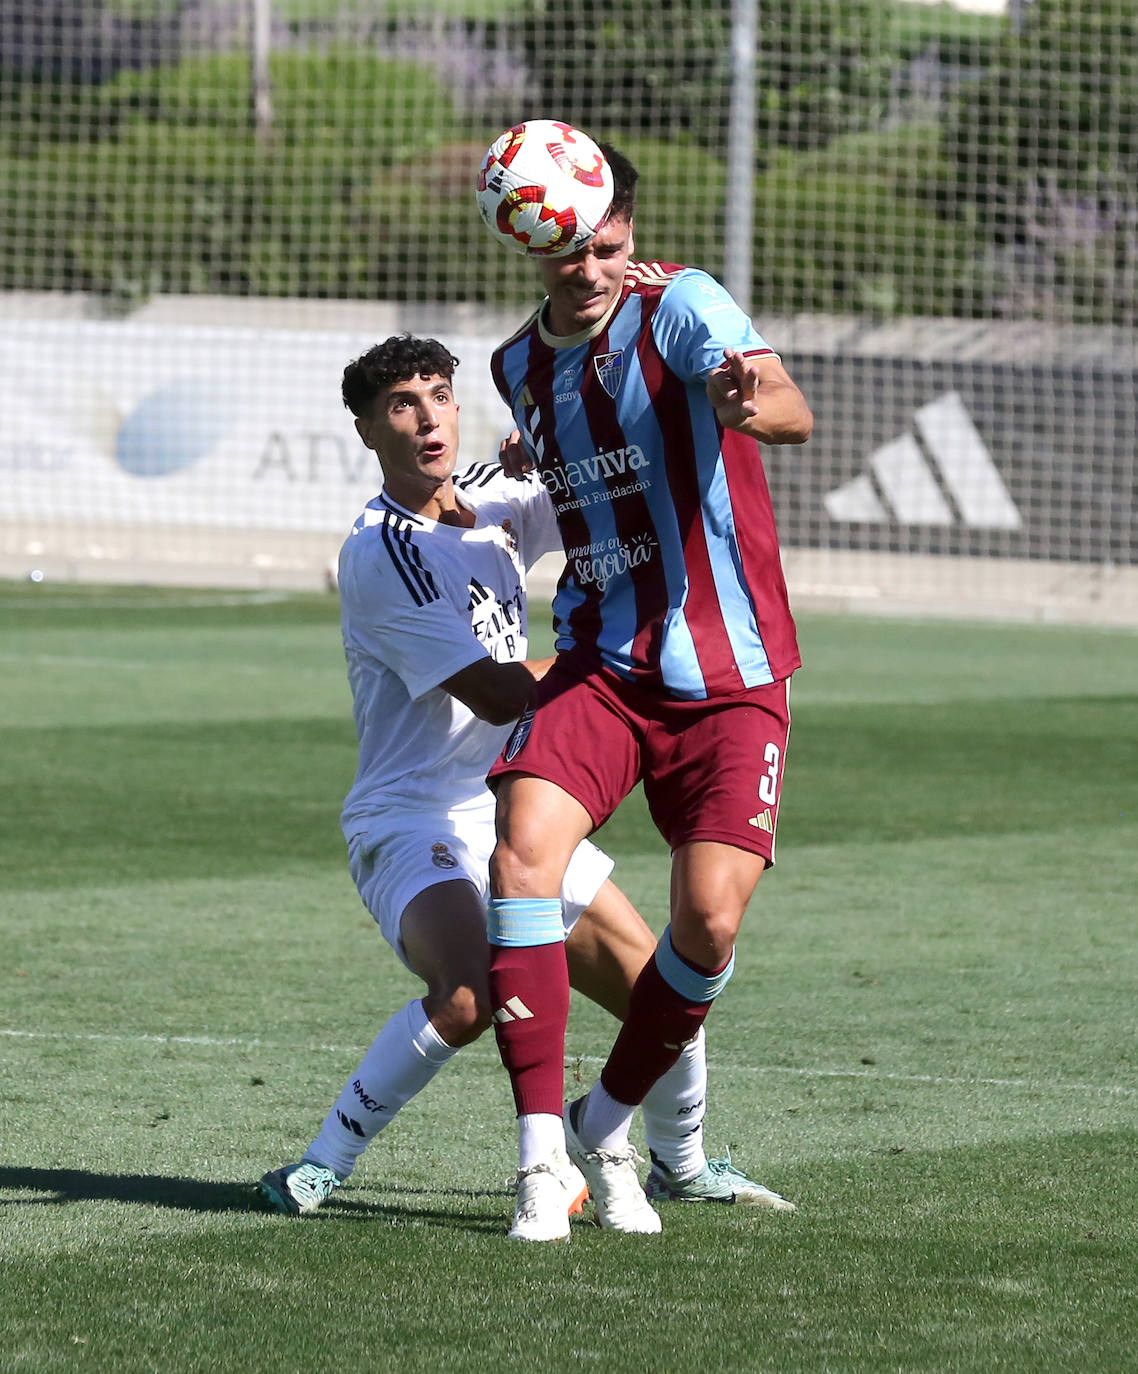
[499,429,534,479]
[706,348,761,430]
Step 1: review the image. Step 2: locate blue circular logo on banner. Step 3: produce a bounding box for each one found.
[115,381,230,478]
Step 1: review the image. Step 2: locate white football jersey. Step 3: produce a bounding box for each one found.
[338,463,561,846]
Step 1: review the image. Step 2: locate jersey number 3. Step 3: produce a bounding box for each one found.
[758,743,781,805]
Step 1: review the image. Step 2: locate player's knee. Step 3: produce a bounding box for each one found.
[703,910,743,955]
[670,903,743,966]
[655,928,735,1002]
[489,839,548,899]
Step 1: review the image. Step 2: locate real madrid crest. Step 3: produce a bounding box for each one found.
[431,842,458,870]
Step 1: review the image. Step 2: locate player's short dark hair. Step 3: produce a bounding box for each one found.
[599,141,638,222]
[342,335,460,417]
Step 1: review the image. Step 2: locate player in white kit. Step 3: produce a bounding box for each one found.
[258,335,792,1240]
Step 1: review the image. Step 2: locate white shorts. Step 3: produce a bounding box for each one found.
[346,797,614,969]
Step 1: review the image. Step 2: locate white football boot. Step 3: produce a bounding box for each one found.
[563,1096,662,1234]
[508,1147,589,1242]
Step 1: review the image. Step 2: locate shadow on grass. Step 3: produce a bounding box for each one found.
[0,1166,507,1232]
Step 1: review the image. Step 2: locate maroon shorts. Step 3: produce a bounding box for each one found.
[488,659,792,863]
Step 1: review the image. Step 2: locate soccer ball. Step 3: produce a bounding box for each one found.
[476,120,614,259]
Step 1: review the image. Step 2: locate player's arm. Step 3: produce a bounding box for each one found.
[343,540,550,729]
[706,349,813,444]
[441,654,554,726]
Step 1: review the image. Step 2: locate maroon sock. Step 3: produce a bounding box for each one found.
[599,954,716,1107]
[488,941,570,1117]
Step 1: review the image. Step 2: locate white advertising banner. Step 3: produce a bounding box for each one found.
[0,319,514,532]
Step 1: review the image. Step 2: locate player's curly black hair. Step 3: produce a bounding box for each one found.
[342,335,460,417]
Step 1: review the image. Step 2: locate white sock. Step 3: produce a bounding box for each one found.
[579,1083,635,1152]
[641,1027,708,1180]
[306,999,457,1179]
[517,1113,565,1171]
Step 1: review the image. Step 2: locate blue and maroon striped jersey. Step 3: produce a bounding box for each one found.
[491,261,801,700]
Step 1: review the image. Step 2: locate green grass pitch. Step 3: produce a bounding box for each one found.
[1,582,1135,1372]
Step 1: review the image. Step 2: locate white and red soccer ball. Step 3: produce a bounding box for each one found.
[476,119,614,258]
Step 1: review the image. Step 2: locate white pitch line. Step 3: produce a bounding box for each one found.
[0,1028,341,1050]
[573,1055,1138,1099]
[0,592,294,611]
[649,1061,1138,1099]
[0,652,337,677]
[0,1028,364,1053]
[0,652,193,672]
[3,1027,1134,1100]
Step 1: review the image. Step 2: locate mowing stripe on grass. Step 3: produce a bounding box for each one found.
[3,1026,1134,1099]
[3,644,1130,709]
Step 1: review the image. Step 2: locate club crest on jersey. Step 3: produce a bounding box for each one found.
[594,351,624,398]
[431,842,458,869]
[500,518,519,556]
[504,705,535,763]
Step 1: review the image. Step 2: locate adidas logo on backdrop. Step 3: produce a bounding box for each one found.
[825,392,1022,530]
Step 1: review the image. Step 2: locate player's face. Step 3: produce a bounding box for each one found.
[538,214,634,336]
[356,373,460,506]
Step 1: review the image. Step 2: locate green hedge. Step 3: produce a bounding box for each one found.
[0,14,1131,324]
[516,0,897,154]
[944,0,1138,324]
[1,51,522,306]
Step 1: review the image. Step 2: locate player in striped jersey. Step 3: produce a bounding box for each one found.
[482,140,813,1235]
[258,335,793,1241]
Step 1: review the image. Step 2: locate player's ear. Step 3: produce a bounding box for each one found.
[627,220,635,256]
[355,415,379,453]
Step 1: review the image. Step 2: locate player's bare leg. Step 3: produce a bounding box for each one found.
[490,775,591,900]
[668,841,764,969]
